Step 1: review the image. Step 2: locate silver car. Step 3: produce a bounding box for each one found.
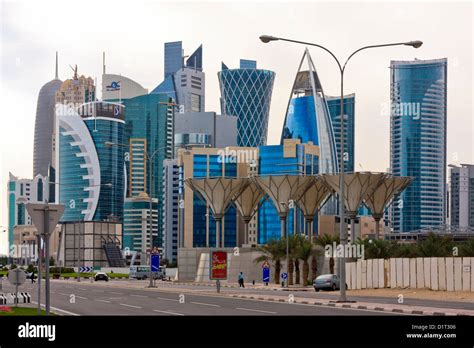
[313,274,346,292]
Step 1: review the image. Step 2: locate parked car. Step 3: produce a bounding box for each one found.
[94,272,109,282]
[313,274,347,292]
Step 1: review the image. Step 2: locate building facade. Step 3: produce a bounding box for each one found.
[7,172,49,249]
[55,101,126,223]
[390,58,447,232]
[449,164,474,229]
[162,159,179,263]
[102,73,148,102]
[218,60,275,147]
[326,93,355,173]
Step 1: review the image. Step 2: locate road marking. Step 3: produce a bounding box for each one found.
[31,301,79,316]
[153,309,184,316]
[76,296,88,300]
[95,299,111,303]
[110,292,123,295]
[156,297,179,302]
[119,303,142,309]
[78,288,87,291]
[109,297,122,300]
[131,294,148,298]
[235,307,276,314]
[190,301,220,307]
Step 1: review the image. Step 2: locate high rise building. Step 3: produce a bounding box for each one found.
[55,101,126,222]
[280,49,338,215]
[449,164,474,229]
[33,52,62,177]
[102,74,148,102]
[326,94,355,173]
[390,58,447,232]
[162,159,179,262]
[152,42,205,113]
[218,59,275,147]
[7,173,49,249]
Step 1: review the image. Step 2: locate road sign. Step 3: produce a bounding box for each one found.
[79,267,93,273]
[151,254,160,272]
[262,267,270,283]
[26,203,65,236]
[8,269,26,286]
[281,272,288,280]
[209,250,227,280]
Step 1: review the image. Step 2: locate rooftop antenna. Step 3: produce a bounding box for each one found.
[103,51,106,75]
[55,51,59,80]
[69,64,78,80]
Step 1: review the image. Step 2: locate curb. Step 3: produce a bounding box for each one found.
[229,294,470,316]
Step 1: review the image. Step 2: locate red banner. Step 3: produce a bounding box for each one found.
[210,251,227,280]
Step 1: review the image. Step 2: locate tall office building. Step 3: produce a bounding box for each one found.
[152,42,205,113]
[7,173,49,249]
[33,52,62,177]
[55,101,126,222]
[390,58,447,232]
[449,164,474,229]
[102,74,148,102]
[162,159,179,262]
[218,59,275,147]
[326,94,355,173]
[280,49,338,215]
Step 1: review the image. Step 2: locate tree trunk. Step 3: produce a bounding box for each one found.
[275,259,281,284]
[302,260,309,285]
[288,258,294,285]
[294,259,300,285]
[311,255,317,282]
[329,257,335,274]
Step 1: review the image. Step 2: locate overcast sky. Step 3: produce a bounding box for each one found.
[0,0,473,254]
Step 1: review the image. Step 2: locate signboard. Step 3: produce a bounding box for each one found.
[79,267,93,273]
[262,267,270,283]
[25,203,65,236]
[151,254,160,272]
[210,250,227,280]
[463,265,471,273]
[281,272,288,280]
[8,269,26,286]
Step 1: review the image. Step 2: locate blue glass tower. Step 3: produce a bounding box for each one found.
[258,140,319,244]
[218,60,275,147]
[326,94,355,173]
[56,102,126,222]
[164,41,183,79]
[390,58,447,232]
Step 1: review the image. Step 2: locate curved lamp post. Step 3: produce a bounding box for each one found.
[364,175,414,239]
[260,35,422,301]
[185,177,249,248]
[232,182,266,246]
[296,175,333,242]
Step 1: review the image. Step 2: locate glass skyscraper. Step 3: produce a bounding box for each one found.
[218,60,275,147]
[390,58,447,232]
[326,94,355,173]
[280,49,338,215]
[56,102,126,222]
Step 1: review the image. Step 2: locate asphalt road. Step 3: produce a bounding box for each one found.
[1,280,399,316]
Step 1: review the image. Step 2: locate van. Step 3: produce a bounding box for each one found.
[129,265,166,280]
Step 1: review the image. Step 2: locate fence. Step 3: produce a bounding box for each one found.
[346,257,474,292]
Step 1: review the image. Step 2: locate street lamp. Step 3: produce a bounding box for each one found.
[260,35,422,302]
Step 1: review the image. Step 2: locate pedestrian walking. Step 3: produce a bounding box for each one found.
[238,272,245,288]
[30,270,35,284]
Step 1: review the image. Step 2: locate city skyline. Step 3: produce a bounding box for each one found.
[1,0,473,254]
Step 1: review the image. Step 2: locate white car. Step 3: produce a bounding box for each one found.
[94,272,109,281]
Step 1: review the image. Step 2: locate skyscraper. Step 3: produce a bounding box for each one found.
[33,52,62,177]
[152,42,204,113]
[449,164,474,229]
[218,60,275,147]
[390,58,447,232]
[55,101,126,222]
[326,94,355,173]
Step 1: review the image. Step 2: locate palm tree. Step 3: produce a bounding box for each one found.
[417,232,453,257]
[459,238,474,257]
[314,234,340,274]
[255,239,286,284]
[293,234,319,285]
